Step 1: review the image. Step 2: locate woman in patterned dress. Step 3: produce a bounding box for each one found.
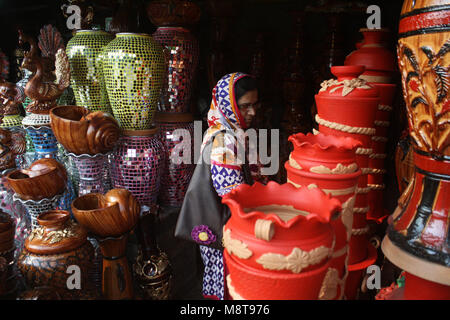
[176,72,266,300]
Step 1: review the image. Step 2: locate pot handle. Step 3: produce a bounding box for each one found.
[254,219,275,241]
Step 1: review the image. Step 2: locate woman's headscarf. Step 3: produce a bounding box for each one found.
[201,72,251,167]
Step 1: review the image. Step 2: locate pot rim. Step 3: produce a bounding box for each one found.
[289,132,362,153]
[50,105,90,123]
[222,181,341,228]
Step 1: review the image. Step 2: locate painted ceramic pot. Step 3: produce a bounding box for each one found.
[381,0,450,299]
[66,30,114,114]
[153,28,199,113]
[394,133,415,194]
[285,132,362,300]
[102,33,165,130]
[155,112,194,207]
[110,129,165,208]
[222,182,341,300]
[345,28,396,84]
[315,65,379,264]
[72,189,140,300]
[50,105,120,155]
[17,210,95,295]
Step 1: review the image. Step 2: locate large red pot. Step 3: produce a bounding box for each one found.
[222,182,341,300]
[344,28,396,84]
[286,132,362,299]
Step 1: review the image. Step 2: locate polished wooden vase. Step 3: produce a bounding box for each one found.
[72,189,140,300]
[381,0,450,299]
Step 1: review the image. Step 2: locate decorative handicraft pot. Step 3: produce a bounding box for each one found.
[381,0,450,299]
[0,211,16,297]
[110,128,165,208]
[153,27,199,113]
[17,210,95,298]
[285,132,362,299]
[155,112,194,207]
[315,65,379,262]
[221,182,341,300]
[344,28,396,84]
[66,30,114,114]
[102,33,166,130]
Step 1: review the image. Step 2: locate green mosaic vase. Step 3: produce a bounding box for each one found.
[66,30,114,114]
[102,33,166,130]
[0,114,24,128]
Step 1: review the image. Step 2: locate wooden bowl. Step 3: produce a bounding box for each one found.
[71,189,140,238]
[6,158,67,201]
[50,105,120,155]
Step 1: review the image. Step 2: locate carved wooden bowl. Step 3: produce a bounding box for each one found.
[50,105,120,155]
[72,189,140,238]
[6,158,67,201]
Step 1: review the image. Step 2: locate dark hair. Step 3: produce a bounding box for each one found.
[234,76,257,102]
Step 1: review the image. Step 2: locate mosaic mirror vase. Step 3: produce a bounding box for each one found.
[66,30,114,114]
[102,33,166,130]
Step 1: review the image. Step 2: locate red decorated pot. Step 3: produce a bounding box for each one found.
[345,242,377,300]
[155,112,195,207]
[286,132,362,299]
[315,65,380,147]
[222,182,341,300]
[345,28,396,84]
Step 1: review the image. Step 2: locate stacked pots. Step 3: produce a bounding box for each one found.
[66,30,114,114]
[222,182,341,300]
[17,210,95,299]
[50,105,120,196]
[285,132,362,300]
[345,28,397,222]
[102,32,167,209]
[155,112,195,207]
[314,65,380,299]
[6,158,67,230]
[381,0,450,300]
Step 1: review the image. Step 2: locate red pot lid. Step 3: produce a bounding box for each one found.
[344,28,396,73]
[317,65,379,98]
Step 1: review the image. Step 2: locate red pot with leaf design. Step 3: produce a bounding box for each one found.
[222,182,341,300]
[285,132,362,300]
[345,28,396,84]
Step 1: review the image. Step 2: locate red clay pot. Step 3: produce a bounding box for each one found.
[345,28,396,84]
[222,182,341,300]
[402,272,450,300]
[285,132,363,299]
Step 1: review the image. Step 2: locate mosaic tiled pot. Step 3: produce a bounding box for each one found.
[153,27,199,113]
[222,182,341,300]
[66,30,114,114]
[102,33,166,130]
[110,129,165,208]
[155,112,194,207]
[381,0,450,300]
[22,114,59,160]
[315,65,379,254]
[285,132,361,300]
[345,28,396,84]
[17,210,95,296]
